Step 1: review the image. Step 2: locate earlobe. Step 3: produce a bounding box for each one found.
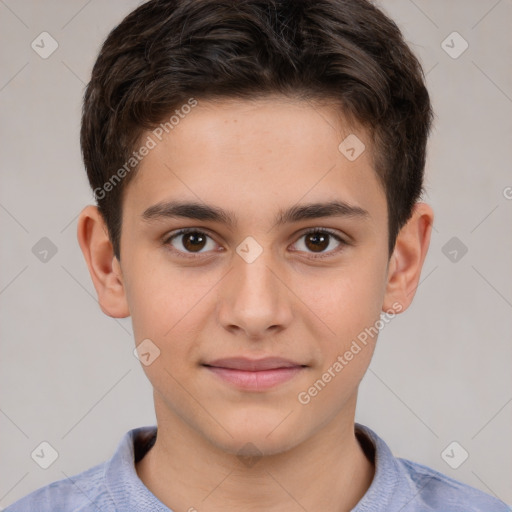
[381,202,434,314]
[76,205,130,318]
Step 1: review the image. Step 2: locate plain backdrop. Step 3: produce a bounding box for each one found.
[1,0,511,508]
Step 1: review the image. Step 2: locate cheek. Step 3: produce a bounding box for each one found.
[124,250,214,341]
[125,266,209,389]
[293,269,383,410]
[293,260,386,349]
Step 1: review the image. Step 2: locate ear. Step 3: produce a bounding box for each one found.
[76,205,130,318]
[382,202,434,313]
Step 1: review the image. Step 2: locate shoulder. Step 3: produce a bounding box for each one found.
[4,426,158,512]
[354,423,511,512]
[396,457,511,512]
[4,461,114,512]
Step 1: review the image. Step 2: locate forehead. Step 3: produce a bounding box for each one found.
[124,96,386,226]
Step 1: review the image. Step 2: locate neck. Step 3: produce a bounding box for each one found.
[136,394,375,512]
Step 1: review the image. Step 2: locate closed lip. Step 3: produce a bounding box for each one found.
[202,357,306,371]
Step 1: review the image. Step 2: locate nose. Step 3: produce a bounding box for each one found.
[215,248,294,340]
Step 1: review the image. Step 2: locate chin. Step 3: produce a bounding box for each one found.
[204,411,309,458]
[212,432,301,459]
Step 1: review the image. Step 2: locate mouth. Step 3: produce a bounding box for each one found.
[202,357,308,391]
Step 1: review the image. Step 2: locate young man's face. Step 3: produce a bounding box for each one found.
[82,96,431,456]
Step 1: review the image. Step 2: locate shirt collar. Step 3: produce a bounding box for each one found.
[105,425,169,511]
[352,423,402,511]
[104,422,405,512]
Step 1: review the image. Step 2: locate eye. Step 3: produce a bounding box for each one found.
[163,228,219,258]
[291,228,347,258]
[163,227,348,259]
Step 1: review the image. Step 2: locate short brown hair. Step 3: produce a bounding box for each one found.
[81,0,434,260]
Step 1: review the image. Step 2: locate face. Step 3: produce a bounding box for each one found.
[117,96,395,455]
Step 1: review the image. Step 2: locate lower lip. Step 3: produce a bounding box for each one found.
[204,366,304,391]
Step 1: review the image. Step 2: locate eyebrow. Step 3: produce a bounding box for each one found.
[141,199,369,229]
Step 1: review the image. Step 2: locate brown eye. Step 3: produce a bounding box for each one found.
[292,229,346,257]
[304,231,330,252]
[164,229,217,256]
[181,232,207,252]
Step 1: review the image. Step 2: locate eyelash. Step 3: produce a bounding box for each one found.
[162,227,348,260]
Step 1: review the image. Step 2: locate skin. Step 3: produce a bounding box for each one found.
[77,95,433,512]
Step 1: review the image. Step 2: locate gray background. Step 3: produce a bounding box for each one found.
[1,0,511,508]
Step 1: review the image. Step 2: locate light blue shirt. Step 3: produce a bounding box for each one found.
[5,423,511,511]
